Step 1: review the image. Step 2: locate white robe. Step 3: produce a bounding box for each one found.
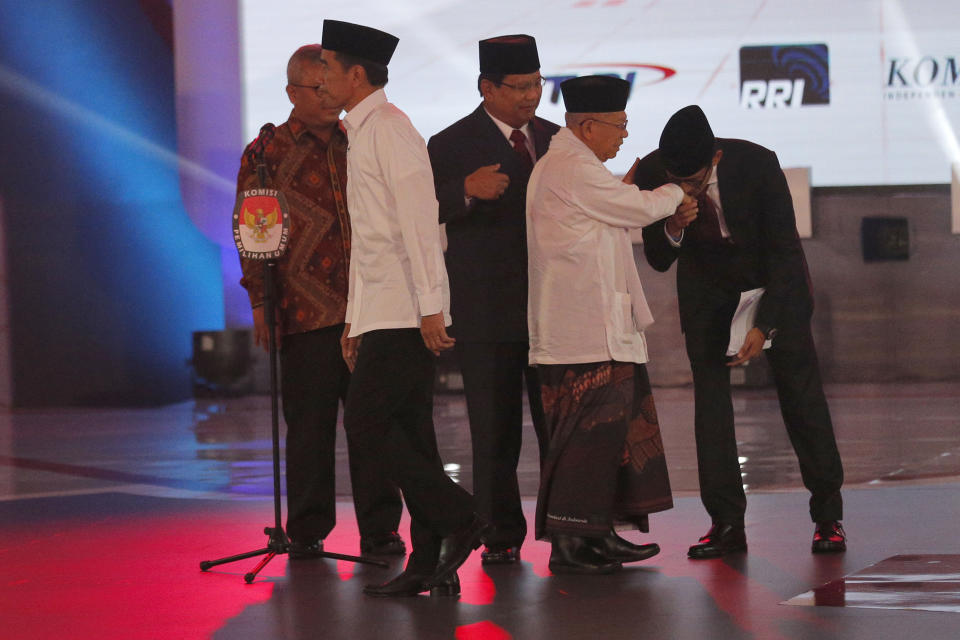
[526,127,683,365]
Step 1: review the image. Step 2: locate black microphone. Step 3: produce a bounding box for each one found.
[248,122,276,165]
[249,123,276,187]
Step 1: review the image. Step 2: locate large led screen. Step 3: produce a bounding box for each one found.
[240,0,960,186]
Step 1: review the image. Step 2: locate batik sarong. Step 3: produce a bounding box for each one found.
[535,360,673,539]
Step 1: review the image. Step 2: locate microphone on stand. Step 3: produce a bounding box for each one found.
[248,123,276,184]
[233,123,289,261]
[249,123,275,159]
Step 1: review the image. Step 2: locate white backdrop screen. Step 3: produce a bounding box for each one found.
[240,0,960,186]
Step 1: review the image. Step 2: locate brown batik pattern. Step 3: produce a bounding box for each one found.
[540,362,634,430]
[623,393,666,474]
[237,115,351,336]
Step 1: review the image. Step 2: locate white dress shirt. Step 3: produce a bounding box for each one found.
[342,89,450,337]
[527,127,684,365]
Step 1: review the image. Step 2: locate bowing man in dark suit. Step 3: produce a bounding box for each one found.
[427,35,558,565]
[633,105,846,558]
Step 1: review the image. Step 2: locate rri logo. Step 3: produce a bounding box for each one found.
[739,44,830,108]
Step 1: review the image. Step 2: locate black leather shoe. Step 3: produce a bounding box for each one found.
[812,521,846,553]
[548,534,622,575]
[481,545,521,565]
[588,530,660,563]
[687,523,747,559]
[363,569,429,597]
[360,532,407,556]
[428,514,490,585]
[363,569,460,598]
[428,572,460,597]
[288,538,324,559]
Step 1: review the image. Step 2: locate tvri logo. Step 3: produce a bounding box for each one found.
[739,44,830,108]
[543,64,676,104]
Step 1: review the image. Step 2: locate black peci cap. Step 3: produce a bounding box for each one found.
[659,105,716,177]
[560,75,631,113]
[321,19,399,66]
[479,34,540,75]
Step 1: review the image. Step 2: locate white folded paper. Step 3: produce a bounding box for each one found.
[726,287,773,356]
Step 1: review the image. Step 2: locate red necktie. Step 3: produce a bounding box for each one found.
[510,129,534,173]
[693,193,726,245]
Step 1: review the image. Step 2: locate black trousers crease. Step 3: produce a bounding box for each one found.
[684,292,844,527]
[343,328,474,573]
[280,324,402,543]
[456,341,548,548]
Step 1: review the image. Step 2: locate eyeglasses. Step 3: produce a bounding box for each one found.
[289,82,323,95]
[586,118,628,131]
[498,77,547,93]
[666,165,712,193]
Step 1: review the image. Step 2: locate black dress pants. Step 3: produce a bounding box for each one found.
[685,295,844,527]
[344,328,474,574]
[456,341,548,549]
[280,324,402,543]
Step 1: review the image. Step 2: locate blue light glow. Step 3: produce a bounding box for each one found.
[0,0,224,405]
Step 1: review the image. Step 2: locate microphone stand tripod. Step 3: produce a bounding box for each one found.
[200,125,387,583]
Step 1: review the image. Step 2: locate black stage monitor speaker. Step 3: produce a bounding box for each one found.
[861,217,909,262]
[190,329,254,396]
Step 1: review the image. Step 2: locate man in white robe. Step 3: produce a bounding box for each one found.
[526,75,697,574]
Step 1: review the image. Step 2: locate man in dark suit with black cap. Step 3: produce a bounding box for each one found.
[317,18,488,598]
[427,34,557,566]
[633,105,846,558]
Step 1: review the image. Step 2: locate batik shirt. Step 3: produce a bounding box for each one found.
[237,113,351,336]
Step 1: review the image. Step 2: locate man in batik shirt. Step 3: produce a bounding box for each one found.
[237,44,403,560]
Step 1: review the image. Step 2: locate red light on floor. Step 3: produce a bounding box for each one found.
[336,559,355,582]
[455,620,512,640]
[459,566,496,605]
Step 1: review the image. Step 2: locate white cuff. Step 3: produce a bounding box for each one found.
[417,291,444,317]
[666,225,684,247]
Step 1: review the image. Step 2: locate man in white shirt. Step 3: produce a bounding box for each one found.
[526,75,695,574]
[317,19,487,598]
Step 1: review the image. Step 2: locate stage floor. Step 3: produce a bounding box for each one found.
[1,382,958,639]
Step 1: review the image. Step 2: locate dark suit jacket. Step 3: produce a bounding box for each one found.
[634,138,812,336]
[428,105,559,342]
